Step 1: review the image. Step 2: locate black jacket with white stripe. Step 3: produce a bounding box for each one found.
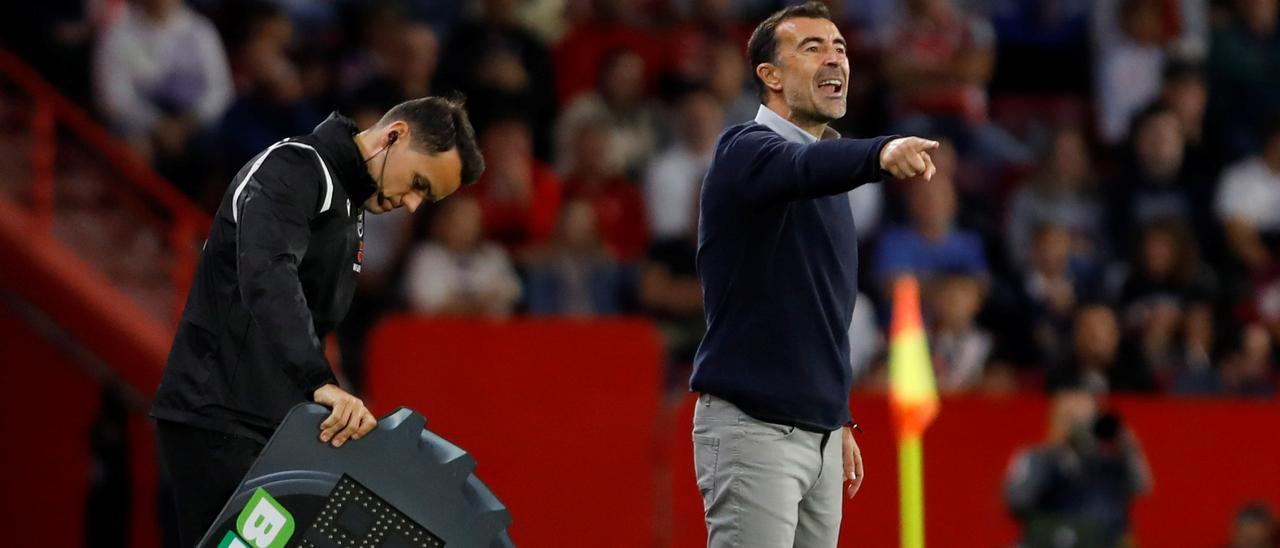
[152,113,377,442]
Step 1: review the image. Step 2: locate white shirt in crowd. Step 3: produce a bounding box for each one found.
[644,144,710,241]
[1215,157,1280,231]
[848,183,883,243]
[931,328,994,392]
[554,93,660,177]
[848,292,883,384]
[93,3,233,137]
[404,243,523,316]
[1091,0,1206,144]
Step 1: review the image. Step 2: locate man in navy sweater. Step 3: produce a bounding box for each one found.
[690,3,939,546]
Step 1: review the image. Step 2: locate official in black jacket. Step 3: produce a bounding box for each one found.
[151,95,484,546]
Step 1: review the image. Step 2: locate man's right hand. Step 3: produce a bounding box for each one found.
[879,137,940,181]
[312,384,377,448]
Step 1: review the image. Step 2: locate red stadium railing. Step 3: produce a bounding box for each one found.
[0,46,211,548]
[0,47,209,325]
[0,46,212,378]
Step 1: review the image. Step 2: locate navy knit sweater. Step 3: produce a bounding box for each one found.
[691,106,893,432]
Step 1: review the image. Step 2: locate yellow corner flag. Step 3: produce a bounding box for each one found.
[888,276,939,548]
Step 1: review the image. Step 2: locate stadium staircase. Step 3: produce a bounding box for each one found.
[0,47,206,547]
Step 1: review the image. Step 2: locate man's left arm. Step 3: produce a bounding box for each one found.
[843,425,864,499]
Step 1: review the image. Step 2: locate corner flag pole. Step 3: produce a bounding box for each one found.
[888,276,939,548]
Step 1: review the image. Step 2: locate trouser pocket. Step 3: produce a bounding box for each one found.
[692,434,720,508]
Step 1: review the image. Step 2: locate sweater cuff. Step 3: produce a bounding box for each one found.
[874,135,902,180]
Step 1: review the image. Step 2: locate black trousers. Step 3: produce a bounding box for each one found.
[155,420,264,548]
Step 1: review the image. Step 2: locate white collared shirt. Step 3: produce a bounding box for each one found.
[753,105,841,143]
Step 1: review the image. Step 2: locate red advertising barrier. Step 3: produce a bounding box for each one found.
[366,316,665,547]
[368,317,1280,547]
[0,302,97,546]
[0,300,160,548]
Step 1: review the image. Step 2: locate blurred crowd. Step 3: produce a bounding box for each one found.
[6,0,1280,403]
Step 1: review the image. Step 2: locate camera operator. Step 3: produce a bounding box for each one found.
[1004,390,1154,546]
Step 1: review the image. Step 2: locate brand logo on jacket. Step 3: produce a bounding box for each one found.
[353,211,365,273]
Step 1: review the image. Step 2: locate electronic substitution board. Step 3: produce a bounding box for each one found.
[196,404,513,548]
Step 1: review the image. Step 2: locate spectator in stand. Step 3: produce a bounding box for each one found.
[1208,0,1280,157]
[434,0,557,159]
[218,2,321,178]
[1228,502,1278,548]
[1166,299,1218,394]
[1216,116,1280,334]
[560,115,650,262]
[1216,114,1280,273]
[1176,323,1275,396]
[343,22,440,129]
[1049,304,1157,393]
[645,87,722,242]
[1092,0,1208,146]
[662,0,752,89]
[556,48,662,181]
[466,115,562,253]
[404,195,522,317]
[874,147,989,292]
[1006,126,1108,272]
[1017,223,1099,371]
[1220,325,1278,397]
[1109,102,1215,253]
[639,188,704,390]
[926,273,993,392]
[705,40,760,126]
[334,2,404,98]
[93,0,233,184]
[1111,218,1218,389]
[1159,59,1215,179]
[523,199,633,315]
[553,0,662,105]
[1005,390,1154,547]
[883,0,1032,167]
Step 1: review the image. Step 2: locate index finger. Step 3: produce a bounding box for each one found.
[921,151,936,181]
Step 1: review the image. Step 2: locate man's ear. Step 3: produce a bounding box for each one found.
[387,120,410,146]
[756,63,783,95]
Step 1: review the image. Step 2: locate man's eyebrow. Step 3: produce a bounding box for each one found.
[797,36,847,49]
[798,37,824,49]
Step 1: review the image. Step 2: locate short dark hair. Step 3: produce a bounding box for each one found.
[746,1,834,102]
[377,94,485,186]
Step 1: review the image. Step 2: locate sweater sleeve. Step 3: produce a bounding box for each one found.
[723,129,895,204]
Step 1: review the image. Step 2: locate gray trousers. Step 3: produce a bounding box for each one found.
[692,393,844,548]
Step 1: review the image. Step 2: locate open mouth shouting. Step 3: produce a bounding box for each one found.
[818,76,845,98]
